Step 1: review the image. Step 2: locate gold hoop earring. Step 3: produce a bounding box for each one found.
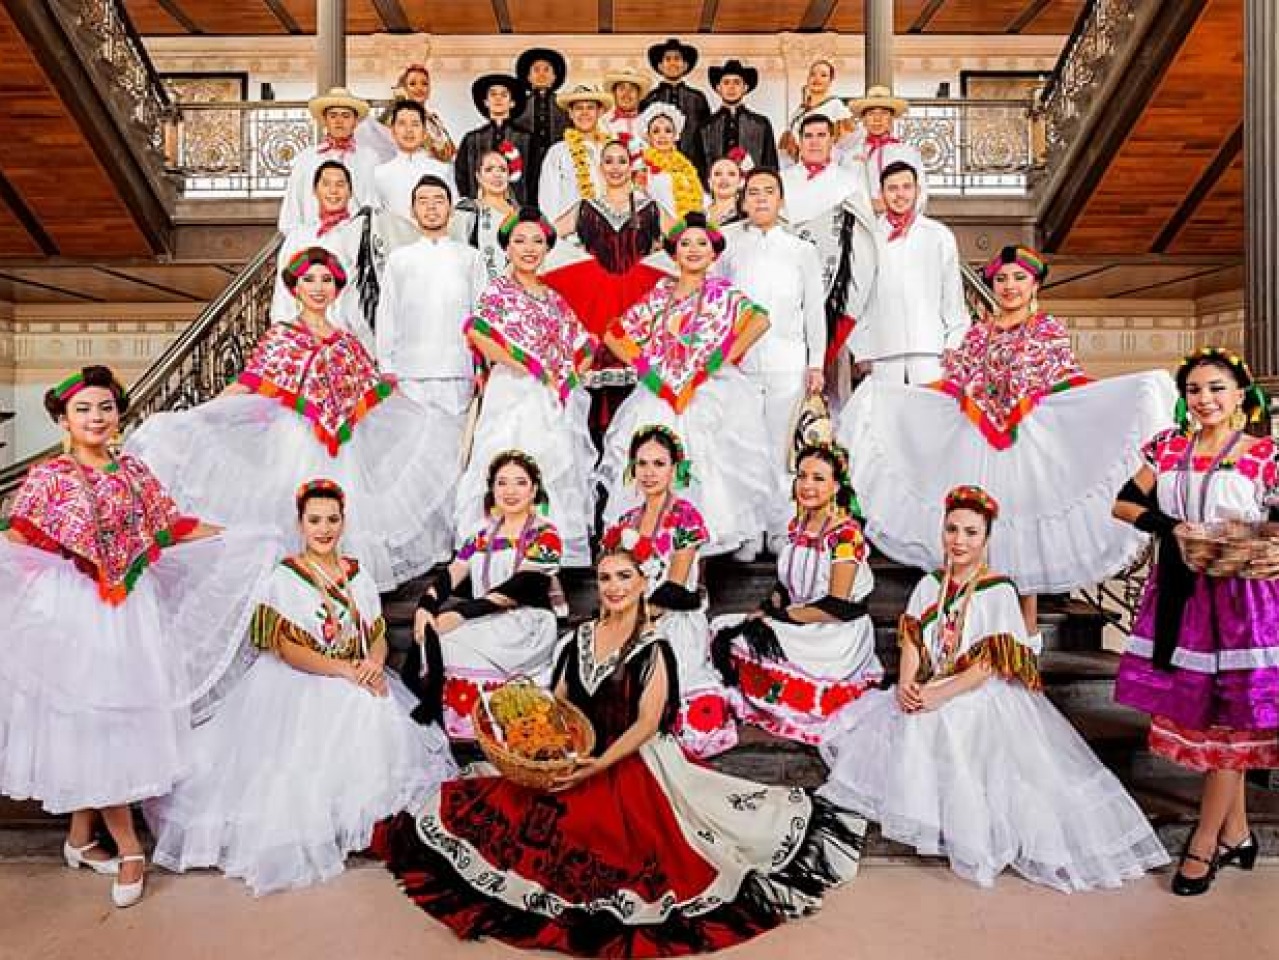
[60,433,72,455]
[1230,409,1247,432]
[1029,295,1040,317]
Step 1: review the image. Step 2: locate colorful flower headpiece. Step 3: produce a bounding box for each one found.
[1172,345,1268,429]
[638,101,687,138]
[295,478,346,508]
[600,523,657,564]
[497,139,524,183]
[724,146,755,174]
[282,246,348,290]
[626,423,694,489]
[981,244,1048,286]
[497,209,556,249]
[795,441,862,518]
[665,216,724,248]
[945,484,999,522]
[51,371,89,404]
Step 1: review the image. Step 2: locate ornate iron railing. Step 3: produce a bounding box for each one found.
[1038,0,1146,172]
[51,0,173,159]
[1076,546,1152,636]
[960,262,998,321]
[0,237,281,512]
[164,97,1041,199]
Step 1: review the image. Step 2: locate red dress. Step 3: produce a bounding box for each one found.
[379,624,864,957]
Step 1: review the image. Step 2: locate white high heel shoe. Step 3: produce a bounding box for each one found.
[62,840,119,876]
[111,855,146,908]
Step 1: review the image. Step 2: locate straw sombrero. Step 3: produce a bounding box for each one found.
[308,87,369,122]
[850,85,909,117]
[604,66,653,99]
[556,83,614,111]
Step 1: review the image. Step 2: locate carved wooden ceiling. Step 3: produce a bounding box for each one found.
[1056,0,1244,257]
[122,0,1087,35]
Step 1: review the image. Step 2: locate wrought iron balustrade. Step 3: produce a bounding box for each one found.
[0,237,282,513]
[163,97,1041,200]
[1039,0,1147,172]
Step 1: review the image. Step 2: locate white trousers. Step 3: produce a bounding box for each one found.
[746,369,806,539]
[867,354,943,385]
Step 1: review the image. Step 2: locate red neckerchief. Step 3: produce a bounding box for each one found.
[318,135,355,154]
[317,207,351,237]
[884,207,915,242]
[613,107,638,119]
[865,131,901,168]
[803,161,828,180]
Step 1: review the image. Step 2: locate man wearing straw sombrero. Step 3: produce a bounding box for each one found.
[842,85,928,213]
[640,37,710,156]
[602,66,652,150]
[279,87,380,234]
[537,83,614,220]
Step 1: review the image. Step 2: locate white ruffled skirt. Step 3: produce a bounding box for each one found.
[818,682,1170,891]
[126,391,457,590]
[146,656,457,896]
[596,368,773,556]
[456,369,597,567]
[837,372,1177,593]
[0,531,276,814]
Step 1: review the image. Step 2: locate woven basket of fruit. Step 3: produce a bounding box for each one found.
[1175,521,1279,579]
[472,678,596,790]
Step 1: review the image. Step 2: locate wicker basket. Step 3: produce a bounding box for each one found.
[1175,521,1279,579]
[472,682,596,791]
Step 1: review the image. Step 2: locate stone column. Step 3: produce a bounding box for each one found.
[864,0,894,91]
[1245,0,1279,389]
[316,0,347,93]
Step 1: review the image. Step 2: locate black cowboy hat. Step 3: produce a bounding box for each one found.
[470,73,529,118]
[708,59,759,93]
[515,48,568,91]
[647,38,699,75]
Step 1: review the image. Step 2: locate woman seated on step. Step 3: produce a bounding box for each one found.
[818,484,1169,892]
[710,442,883,746]
[408,450,563,739]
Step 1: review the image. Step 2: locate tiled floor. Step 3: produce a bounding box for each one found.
[3,859,1277,960]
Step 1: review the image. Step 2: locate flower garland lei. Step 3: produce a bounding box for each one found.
[564,128,598,203]
[643,146,704,219]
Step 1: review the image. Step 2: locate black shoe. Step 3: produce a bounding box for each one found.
[1218,830,1259,871]
[1171,849,1218,896]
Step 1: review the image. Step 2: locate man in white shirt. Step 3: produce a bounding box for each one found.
[842,85,928,214]
[278,88,380,235]
[372,100,456,220]
[375,175,487,434]
[850,156,968,384]
[780,115,877,406]
[538,84,613,220]
[603,67,651,151]
[718,168,827,557]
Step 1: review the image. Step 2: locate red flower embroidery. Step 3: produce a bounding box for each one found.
[819,681,862,717]
[443,677,481,718]
[681,692,730,733]
[782,676,817,714]
[737,660,775,699]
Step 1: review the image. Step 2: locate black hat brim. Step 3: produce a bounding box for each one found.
[708,64,758,92]
[647,39,699,75]
[471,73,529,118]
[515,48,568,91]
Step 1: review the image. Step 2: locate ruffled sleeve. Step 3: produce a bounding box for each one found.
[523,523,563,574]
[669,499,709,552]
[1141,427,1185,471]
[826,518,868,565]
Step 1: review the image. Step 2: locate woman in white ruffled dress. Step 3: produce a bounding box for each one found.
[456,208,596,567]
[603,424,738,758]
[147,479,456,896]
[596,212,773,555]
[711,442,883,745]
[126,247,456,589]
[838,243,1176,630]
[0,366,277,908]
[820,484,1169,891]
[411,451,562,740]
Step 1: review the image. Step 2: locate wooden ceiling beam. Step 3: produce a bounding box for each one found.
[371,0,412,32]
[154,0,203,33]
[94,266,203,300]
[799,0,840,31]
[490,0,512,32]
[0,171,58,256]
[699,0,721,32]
[0,270,102,301]
[598,0,614,33]
[262,0,303,33]
[908,0,947,32]
[1006,0,1053,33]
[1152,121,1244,254]
[1112,264,1234,298]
